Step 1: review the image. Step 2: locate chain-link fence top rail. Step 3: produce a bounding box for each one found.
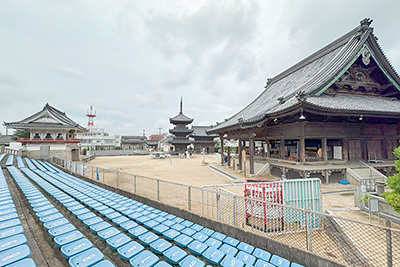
[51,156,400,266]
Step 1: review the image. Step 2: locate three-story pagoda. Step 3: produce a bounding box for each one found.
[169,98,193,152]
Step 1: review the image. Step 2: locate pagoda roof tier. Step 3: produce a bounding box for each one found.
[4,103,87,132]
[190,126,218,137]
[208,19,400,134]
[170,113,194,124]
[169,128,194,135]
[170,139,193,145]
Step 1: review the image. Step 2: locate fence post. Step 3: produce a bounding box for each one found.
[91,166,94,180]
[188,186,191,211]
[102,168,105,183]
[116,171,119,188]
[386,219,393,267]
[134,175,137,193]
[202,188,204,216]
[305,211,312,251]
[157,180,160,201]
[234,195,237,226]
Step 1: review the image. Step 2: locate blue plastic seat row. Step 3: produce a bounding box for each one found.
[33,161,305,267]
[5,154,14,166]
[0,154,5,163]
[7,166,112,267]
[0,168,36,267]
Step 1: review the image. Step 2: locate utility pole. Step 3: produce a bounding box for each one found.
[158,127,162,151]
[143,129,146,137]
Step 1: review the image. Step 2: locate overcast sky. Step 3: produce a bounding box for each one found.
[1,0,400,136]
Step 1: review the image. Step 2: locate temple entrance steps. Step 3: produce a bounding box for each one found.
[346,164,386,185]
[253,162,270,177]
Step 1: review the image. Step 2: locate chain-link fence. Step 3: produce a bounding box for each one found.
[51,156,400,266]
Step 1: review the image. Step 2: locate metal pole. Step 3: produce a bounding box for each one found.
[386,219,393,267]
[102,168,105,183]
[134,175,137,193]
[91,166,94,180]
[188,186,191,211]
[157,180,160,201]
[116,171,119,188]
[306,211,312,251]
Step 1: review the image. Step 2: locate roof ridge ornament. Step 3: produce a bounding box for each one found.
[295,90,307,102]
[264,78,272,88]
[360,18,373,30]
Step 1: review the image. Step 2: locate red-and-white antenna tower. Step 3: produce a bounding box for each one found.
[86,105,96,133]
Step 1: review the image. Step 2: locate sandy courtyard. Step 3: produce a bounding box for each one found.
[89,154,235,187]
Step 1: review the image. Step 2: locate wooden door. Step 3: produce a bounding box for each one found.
[386,140,398,160]
[349,140,361,160]
[367,140,382,160]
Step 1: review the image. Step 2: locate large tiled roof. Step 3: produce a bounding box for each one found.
[190,126,217,137]
[4,103,86,132]
[305,94,400,113]
[208,19,400,134]
[170,113,193,124]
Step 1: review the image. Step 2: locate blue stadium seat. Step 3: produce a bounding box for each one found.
[129,226,148,238]
[0,213,19,222]
[90,221,111,233]
[154,216,167,224]
[162,220,175,227]
[180,220,193,228]
[0,234,27,252]
[150,238,172,255]
[219,244,238,257]
[221,255,244,267]
[39,213,63,223]
[48,223,76,237]
[172,217,184,224]
[254,259,275,267]
[181,228,196,236]
[237,242,254,254]
[202,247,224,265]
[187,240,208,255]
[0,244,30,266]
[171,223,185,232]
[269,255,290,267]
[163,246,187,265]
[78,212,96,222]
[106,233,131,250]
[117,241,144,260]
[98,227,120,241]
[192,232,208,242]
[205,238,222,249]
[69,247,104,267]
[0,219,21,230]
[143,220,159,230]
[223,236,239,247]
[112,216,129,226]
[60,238,93,258]
[252,248,271,262]
[210,232,225,241]
[153,224,169,235]
[154,261,172,267]
[120,220,138,231]
[139,232,159,246]
[290,263,305,267]
[0,225,24,240]
[179,255,205,267]
[174,234,193,248]
[6,258,36,267]
[54,230,84,247]
[163,229,180,241]
[137,216,151,224]
[236,251,256,266]
[92,260,116,267]
[130,250,159,267]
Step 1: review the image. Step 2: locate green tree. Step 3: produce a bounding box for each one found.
[12,129,30,140]
[382,146,400,213]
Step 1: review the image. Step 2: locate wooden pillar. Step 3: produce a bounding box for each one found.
[343,138,349,161]
[266,140,271,159]
[280,138,285,159]
[322,137,328,161]
[227,146,231,167]
[238,140,243,171]
[220,135,224,165]
[300,138,305,163]
[249,136,255,175]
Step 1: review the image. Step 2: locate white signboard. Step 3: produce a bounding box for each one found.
[333,146,342,160]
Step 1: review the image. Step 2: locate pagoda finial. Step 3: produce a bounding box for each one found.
[180,97,183,114]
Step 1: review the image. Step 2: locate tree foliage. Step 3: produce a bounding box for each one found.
[382,146,400,213]
[12,129,30,140]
